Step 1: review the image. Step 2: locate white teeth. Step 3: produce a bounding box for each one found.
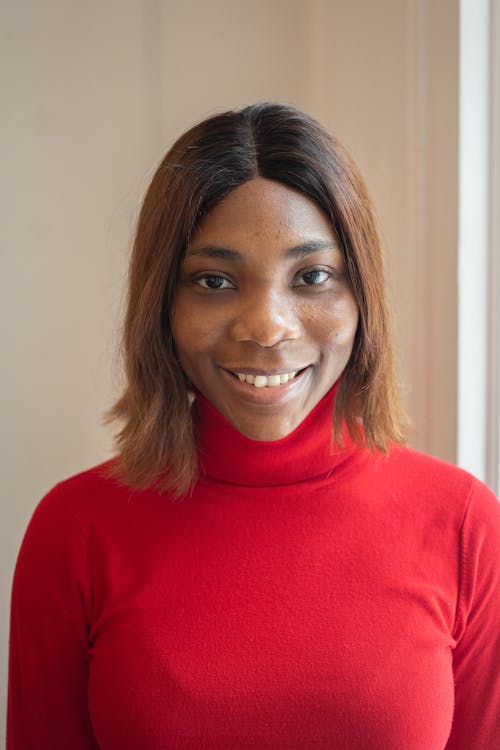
[232,369,302,387]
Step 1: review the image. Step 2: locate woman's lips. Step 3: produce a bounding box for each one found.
[232,370,298,388]
[219,365,312,404]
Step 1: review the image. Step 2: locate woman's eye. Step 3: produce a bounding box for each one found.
[194,275,234,290]
[296,269,332,286]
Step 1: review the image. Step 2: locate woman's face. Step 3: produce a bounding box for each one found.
[172,177,359,440]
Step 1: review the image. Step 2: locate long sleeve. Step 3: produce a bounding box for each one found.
[7,484,100,749]
[445,479,500,749]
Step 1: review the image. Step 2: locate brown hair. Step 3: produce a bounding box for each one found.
[106,102,406,500]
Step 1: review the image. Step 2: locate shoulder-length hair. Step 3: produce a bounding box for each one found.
[106,102,406,500]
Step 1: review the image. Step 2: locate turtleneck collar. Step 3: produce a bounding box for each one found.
[193,380,359,486]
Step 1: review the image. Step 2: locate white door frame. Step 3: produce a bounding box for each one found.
[458,0,500,494]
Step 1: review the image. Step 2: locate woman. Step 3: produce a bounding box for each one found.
[7,103,500,749]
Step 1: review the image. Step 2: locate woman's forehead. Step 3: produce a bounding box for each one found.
[189,177,338,251]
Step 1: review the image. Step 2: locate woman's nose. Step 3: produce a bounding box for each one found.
[228,289,301,347]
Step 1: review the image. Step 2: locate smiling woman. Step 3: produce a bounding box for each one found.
[103,103,405,497]
[7,104,500,750]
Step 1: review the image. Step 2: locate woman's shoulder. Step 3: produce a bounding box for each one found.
[40,456,124,499]
[50,457,126,495]
[28,458,147,531]
[385,441,480,483]
[381,442,499,520]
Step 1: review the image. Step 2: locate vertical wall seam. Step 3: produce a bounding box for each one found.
[405,0,432,453]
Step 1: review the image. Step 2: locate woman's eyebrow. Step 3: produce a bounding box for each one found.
[187,239,337,261]
[188,246,241,261]
[285,240,338,258]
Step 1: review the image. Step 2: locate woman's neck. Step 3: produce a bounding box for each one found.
[193,381,358,486]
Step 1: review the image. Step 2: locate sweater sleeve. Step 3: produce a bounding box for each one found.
[7,483,100,749]
[445,478,500,750]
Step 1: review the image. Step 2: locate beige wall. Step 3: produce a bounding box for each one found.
[1,0,459,736]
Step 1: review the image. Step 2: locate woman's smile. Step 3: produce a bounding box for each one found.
[217,364,314,406]
[225,366,309,386]
[171,176,359,441]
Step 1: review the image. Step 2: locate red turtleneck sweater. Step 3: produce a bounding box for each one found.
[7,386,500,749]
